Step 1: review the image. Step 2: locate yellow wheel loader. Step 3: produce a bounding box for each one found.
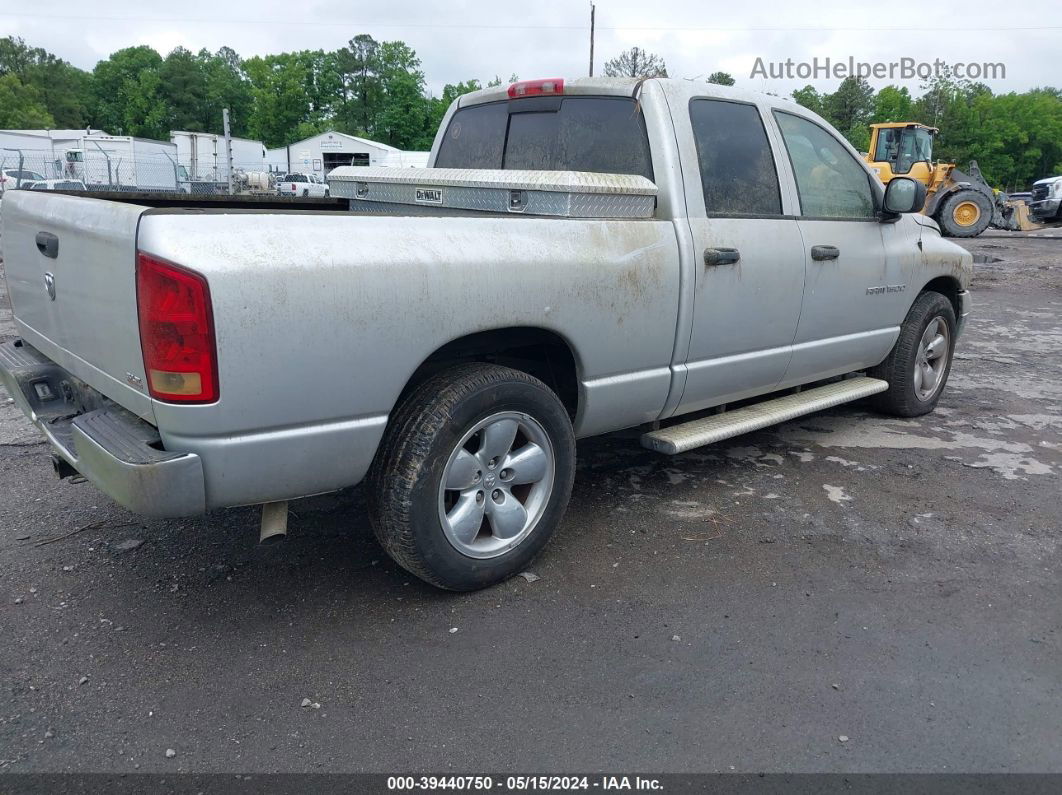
[865,122,1033,237]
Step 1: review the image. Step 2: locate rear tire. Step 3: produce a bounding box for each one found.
[366,364,576,591]
[937,190,992,237]
[868,291,956,417]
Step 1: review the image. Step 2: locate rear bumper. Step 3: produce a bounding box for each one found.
[0,338,206,517]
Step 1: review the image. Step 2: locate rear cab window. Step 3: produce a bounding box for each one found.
[689,98,781,216]
[435,96,654,181]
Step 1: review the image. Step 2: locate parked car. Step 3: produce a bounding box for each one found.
[1029,176,1062,222]
[27,179,88,191]
[0,78,971,591]
[0,168,47,193]
[276,172,329,197]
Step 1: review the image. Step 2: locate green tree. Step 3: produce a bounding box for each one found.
[425,79,482,135]
[706,71,735,86]
[197,46,253,136]
[244,50,335,147]
[603,47,667,78]
[92,46,169,138]
[824,76,875,149]
[375,41,429,148]
[872,85,913,123]
[160,47,207,131]
[0,36,91,128]
[334,34,382,136]
[791,85,825,116]
[0,73,54,127]
[486,74,518,88]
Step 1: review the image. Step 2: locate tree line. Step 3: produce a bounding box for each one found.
[790,73,1062,192]
[1,36,1059,189]
[0,35,510,152]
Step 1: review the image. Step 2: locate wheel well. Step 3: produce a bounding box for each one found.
[397,328,580,420]
[920,276,961,318]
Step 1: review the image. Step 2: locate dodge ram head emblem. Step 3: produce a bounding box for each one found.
[43,272,56,301]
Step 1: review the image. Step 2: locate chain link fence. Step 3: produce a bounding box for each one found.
[0,148,287,197]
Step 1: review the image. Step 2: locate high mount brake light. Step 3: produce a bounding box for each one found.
[507,78,565,98]
[136,252,219,403]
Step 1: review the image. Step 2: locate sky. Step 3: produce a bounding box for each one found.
[2,0,1060,98]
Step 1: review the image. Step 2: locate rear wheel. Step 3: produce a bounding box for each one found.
[868,291,956,417]
[937,190,992,237]
[366,364,576,591]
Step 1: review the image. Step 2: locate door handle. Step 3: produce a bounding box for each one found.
[36,231,59,259]
[704,247,740,267]
[811,245,839,261]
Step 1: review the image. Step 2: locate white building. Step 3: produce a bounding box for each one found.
[268,130,400,179]
[380,151,431,168]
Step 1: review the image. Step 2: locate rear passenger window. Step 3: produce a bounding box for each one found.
[774,111,875,219]
[689,99,781,216]
[434,102,509,169]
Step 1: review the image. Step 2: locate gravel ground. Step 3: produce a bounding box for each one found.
[0,231,1059,773]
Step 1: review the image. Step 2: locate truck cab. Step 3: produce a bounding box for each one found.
[1029,175,1062,222]
[866,122,937,184]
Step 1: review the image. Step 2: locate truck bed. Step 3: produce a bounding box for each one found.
[30,190,351,212]
[0,188,679,510]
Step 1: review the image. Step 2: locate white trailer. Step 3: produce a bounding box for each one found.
[0,131,53,190]
[171,131,267,193]
[62,136,179,191]
[2,131,177,192]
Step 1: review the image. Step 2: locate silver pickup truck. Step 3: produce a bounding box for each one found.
[0,78,971,590]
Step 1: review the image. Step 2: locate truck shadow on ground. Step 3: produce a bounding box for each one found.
[11,421,791,615]
[10,390,1052,632]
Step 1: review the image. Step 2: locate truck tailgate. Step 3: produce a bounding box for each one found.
[1,191,153,421]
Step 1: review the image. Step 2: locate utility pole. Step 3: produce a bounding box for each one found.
[222,107,234,195]
[589,2,595,77]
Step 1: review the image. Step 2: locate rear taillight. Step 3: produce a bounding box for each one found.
[136,252,218,403]
[508,78,564,98]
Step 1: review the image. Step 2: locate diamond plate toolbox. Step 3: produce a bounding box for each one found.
[327,167,657,219]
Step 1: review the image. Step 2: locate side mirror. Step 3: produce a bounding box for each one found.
[883,177,927,215]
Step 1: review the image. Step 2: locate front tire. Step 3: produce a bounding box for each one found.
[937,190,992,237]
[366,364,576,591]
[868,291,956,417]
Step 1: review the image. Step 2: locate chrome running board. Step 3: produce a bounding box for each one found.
[641,377,889,454]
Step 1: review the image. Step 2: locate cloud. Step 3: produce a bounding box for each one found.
[3,0,1058,96]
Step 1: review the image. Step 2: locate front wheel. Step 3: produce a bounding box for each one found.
[937,190,992,237]
[868,291,956,417]
[366,364,576,591]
